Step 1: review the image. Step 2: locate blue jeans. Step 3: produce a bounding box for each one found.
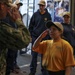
[30,36,50,75]
[6,49,18,75]
[30,51,49,75]
[30,50,38,74]
[41,54,49,75]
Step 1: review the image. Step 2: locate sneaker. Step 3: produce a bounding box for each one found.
[14,65,20,69]
[11,68,20,74]
[29,72,35,75]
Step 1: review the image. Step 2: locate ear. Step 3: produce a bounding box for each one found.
[60,30,63,34]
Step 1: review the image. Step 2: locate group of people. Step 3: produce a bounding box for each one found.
[0,0,30,75]
[28,0,75,75]
[5,0,24,75]
[0,0,75,75]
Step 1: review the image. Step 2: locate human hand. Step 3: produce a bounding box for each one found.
[41,29,49,39]
[7,7,21,22]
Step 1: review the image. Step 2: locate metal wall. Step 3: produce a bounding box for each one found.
[70,0,75,25]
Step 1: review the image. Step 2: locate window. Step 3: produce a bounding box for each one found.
[20,0,35,27]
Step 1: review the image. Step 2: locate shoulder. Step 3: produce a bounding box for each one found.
[31,11,39,18]
[42,40,53,45]
[61,39,73,49]
[62,39,70,45]
[61,23,66,26]
[33,10,39,15]
[0,21,11,27]
[61,39,74,58]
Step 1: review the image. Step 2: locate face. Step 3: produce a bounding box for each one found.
[0,2,8,19]
[39,5,45,12]
[48,26,62,40]
[63,15,70,23]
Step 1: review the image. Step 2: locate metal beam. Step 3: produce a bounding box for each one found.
[70,0,75,25]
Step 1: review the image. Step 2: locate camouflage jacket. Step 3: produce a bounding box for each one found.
[0,19,31,75]
[0,19,31,49]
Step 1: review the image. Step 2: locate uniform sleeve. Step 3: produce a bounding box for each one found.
[32,41,47,54]
[0,20,31,50]
[63,43,75,67]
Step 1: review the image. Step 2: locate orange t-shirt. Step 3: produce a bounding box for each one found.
[33,39,75,71]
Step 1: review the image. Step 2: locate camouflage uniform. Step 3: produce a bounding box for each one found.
[0,19,31,75]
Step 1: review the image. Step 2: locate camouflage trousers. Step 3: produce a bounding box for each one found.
[0,66,6,75]
[0,49,7,75]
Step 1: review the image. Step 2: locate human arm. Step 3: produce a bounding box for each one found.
[65,67,72,75]
[33,29,49,48]
[63,42,75,75]
[28,14,35,37]
[72,26,75,38]
[0,8,31,49]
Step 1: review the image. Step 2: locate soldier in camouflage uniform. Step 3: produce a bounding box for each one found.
[0,0,31,75]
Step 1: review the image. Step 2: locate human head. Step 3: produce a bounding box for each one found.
[8,0,17,8]
[38,0,46,6]
[0,0,8,3]
[46,21,63,32]
[0,0,8,19]
[38,0,46,12]
[8,0,12,3]
[63,12,70,23]
[15,1,23,10]
[16,2,23,6]
[46,21,63,39]
[63,12,70,17]
[0,0,17,19]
